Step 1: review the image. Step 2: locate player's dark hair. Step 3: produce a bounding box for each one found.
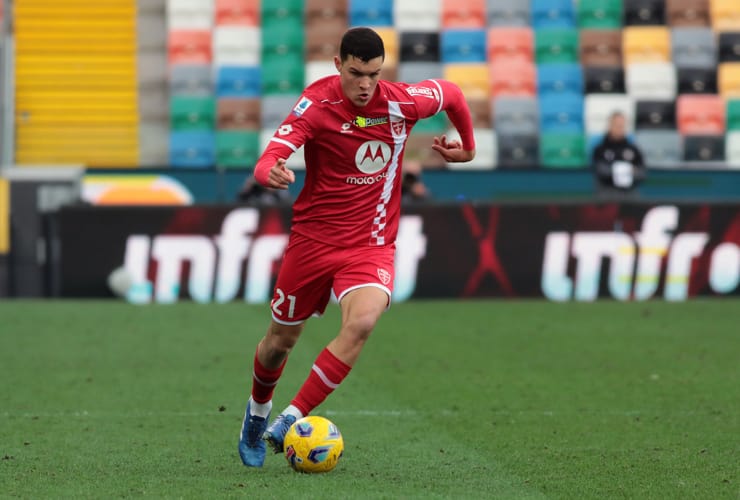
[340,27,385,63]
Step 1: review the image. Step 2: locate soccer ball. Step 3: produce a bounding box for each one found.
[283,416,344,473]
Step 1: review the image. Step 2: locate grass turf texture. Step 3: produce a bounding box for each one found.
[0,300,737,499]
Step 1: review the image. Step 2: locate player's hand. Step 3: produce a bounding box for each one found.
[267,159,295,189]
[431,135,476,163]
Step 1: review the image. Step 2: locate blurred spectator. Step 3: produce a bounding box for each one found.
[237,176,291,206]
[401,159,431,203]
[591,111,646,199]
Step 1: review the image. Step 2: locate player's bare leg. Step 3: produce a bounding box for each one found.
[239,322,303,467]
[264,287,389,453]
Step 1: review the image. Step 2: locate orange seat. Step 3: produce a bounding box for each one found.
[374,27,399,66]
[486,27,534,64]
[580,29,622,67]
[489,60,536,97]
[306,0,348,25]
[667,0,710,26]
[719,63,740,97]
[622,26,671,65]
[306,18,347,61]
[168,30,212,64]
[442,0,487,28]
[677,94,726,134]
[711,0,740,31]
[443,63,490,99]
[217,98,261,130]
[215,0,260,26]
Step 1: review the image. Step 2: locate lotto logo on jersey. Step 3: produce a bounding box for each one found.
[355,140,391,174]
[292,97,312,117]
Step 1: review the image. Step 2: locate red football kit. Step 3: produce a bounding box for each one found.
[254,76,475,323]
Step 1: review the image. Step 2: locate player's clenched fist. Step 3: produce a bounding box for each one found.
[267,159,295,190]
[431,135,476,163]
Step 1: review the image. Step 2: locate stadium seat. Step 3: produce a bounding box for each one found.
[584,93,635,136]
[497,134,539,168]
[676,94,725,134]
[584,66,626,93]
[677,67,718,94]
[261,0,304,21]
[440,29,487,64]
[635,100,677,129]
[719,32,740,63]
[306,0,348,26]
[537,63,584,98]
[535,28,580,63]
[412,112,448,135]
[261,55,305,95]
[170,131,215,167]
[683,134,725,162]
[261,94,300,130]
[626,62,677,100]
[671,27,716,68]
[216,98,260,130]
[539,94,584,133]
[624,0,665,25]
[167,0,214,29]
[718,63,740,97]
[580,29,623,66]
[725,131,740,166]
[726,99,740,130]
[215,65,261,97]
[467,97,492,129]
[260,129,306,168]
[170,95,216,131]
[666,0,710,27]
[306,20,347,61]
[486,27,534,65]
[398,62,443,83]
[375,27,400,66]
[492,97,539,136]
[305,60,338,86]
[400,32,440,63]
[622,26,671,65]
[169,64,212,95]
[634,130,683,166]
[215,130,260,167]
[349,0,393,27]
[444,128,497,169]
[213,26,260,66]
[539,132,587,168]
[531,0,576,28]
[168,30,212,64]
[443,63,490,99]
[486,0,531,27]
[489,61,537,97]
[577,0,624,29]
[441,0,486,28]
[394,0,441,31]
[261,17,304,58]
[711,0,740,31]
[404,132,447,168]
[215,0,259,26]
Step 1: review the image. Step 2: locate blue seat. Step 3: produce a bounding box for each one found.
[440,29,487,64]
[169,131,215,167]
[539,94,584,133]
[531,0,576,28]
[215,66,261,98]
[349,0,393,27]
[537,63,584,97]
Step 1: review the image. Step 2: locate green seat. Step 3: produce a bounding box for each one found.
[540,133,587,168]
[413,113,448,134]
[216,130,260,168]
[727,100,740,130]
[261,16,304,57]
[170,96,215,131]
[260,0,304,21]
[261,52,306,95]
[577,0,623,29]
[535,28,580,63]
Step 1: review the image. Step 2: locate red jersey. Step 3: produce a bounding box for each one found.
[254,76,475,248]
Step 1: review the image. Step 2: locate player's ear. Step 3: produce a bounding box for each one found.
[334,56,342,73]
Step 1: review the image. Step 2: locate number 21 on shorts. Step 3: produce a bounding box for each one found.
[272,288,296,319]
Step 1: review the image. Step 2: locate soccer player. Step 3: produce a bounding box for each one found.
[238,27,476,467]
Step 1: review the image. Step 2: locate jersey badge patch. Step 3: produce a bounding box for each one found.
[292,97,313,117]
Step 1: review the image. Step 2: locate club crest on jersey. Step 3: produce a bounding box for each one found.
[292,97,312,117]
[353,116,388,128]
[377,268,391,285]
[355,140,391,174]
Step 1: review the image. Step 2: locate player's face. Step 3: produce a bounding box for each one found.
[335,55,383,107]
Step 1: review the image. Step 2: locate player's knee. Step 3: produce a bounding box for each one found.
[265,323,302,357]
[342,311,379,342]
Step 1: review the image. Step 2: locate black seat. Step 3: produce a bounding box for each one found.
[635,100,676,130]
[683,135,725,162]
[718,32,740,63]
[677,67,717,94]
[497,134,539,168]
[400,32,440,63]
[584,66,625,93]
[624,0,665,25]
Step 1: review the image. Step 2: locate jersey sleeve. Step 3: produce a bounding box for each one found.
[254,95,317,186]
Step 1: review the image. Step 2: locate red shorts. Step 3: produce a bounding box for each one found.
[270,232,396,325]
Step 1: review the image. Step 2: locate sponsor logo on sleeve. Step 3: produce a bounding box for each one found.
[405,86,435,98]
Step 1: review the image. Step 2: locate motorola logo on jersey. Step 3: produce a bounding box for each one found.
[355,140,391,174]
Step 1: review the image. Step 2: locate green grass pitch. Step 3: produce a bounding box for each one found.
[1,299,738,499]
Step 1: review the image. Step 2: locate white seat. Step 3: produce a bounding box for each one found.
[260,129,306,169]
[625,62,677,100]
[305,60,337,86]
[584,93,635,137]
[394,0,441,30]
[634,130,683,168]
[167,0,214,29]
[445,128,497,169]
[725,131,740,168]
[213,26,259,66]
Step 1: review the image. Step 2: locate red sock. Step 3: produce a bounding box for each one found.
[251,348,286,404]
[291,348,351,416]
